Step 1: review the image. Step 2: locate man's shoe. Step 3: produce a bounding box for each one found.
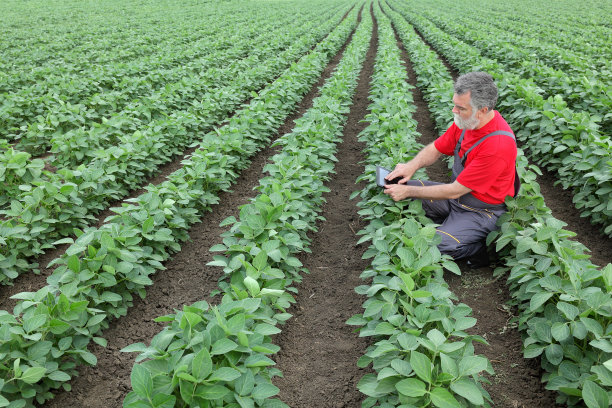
[466,246,490,269]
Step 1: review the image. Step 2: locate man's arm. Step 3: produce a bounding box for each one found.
[386,142,443,183]
[384,180,471,201]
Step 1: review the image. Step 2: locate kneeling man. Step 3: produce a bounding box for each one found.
[384,71,519,266]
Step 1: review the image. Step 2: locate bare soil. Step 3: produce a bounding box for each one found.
[273,3,376,406]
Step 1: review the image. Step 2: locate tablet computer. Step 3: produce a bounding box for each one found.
[376,166,402,187]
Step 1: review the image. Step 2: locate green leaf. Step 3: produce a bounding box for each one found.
[551,323,570,342]
[450,378,484,405]
[411,290,432,298]
[48,370,71,382]
[87,314,107,327]
[254,323,281,336]
[395,378,426,397]
[209,367,241,382]
[589,339,612,353]
[244,276,260,297]
[524,344,545,358]
[193,348,213,381]
[121,343,148,353]
[251,383,280,399]
[427,329,446,347]
[142,217,155,234]
[442,261,461,275]
[93,337,108,347]
[252,250,268,271]
[100,291,122,303]
[458,356,488,376]
[544,344,564,366]
[67,255,81,273]
[235,394,255,408]
[23,314,46,333]
[410,351,432,383]
[390,359,413,376]
[440,353,458,377]
[195,384,230,400]
[581,317,603,338]
[131,364,153,399]
[152,394,175,408]
[357,373,381,398]
[582,380,609,408]
[530,292,554,311]
[211,338,238,355]
[557,302,579,321]
[245,355,275,368]
[516,238,533,254]
[19,366,47,384]
[430,386,461,408]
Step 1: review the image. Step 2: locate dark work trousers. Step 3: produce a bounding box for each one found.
[404,129,518,260]
[405,179,506,259]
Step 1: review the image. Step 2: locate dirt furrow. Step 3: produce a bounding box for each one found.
[272,4,377,408]
[388,12,561,408]
[41,15,360,408]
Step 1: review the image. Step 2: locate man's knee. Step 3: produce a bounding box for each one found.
[436,229,483,260]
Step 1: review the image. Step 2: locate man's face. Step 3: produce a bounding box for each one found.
[452,92,479,130]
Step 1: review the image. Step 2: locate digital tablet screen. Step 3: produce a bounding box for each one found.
[376,166,402,187]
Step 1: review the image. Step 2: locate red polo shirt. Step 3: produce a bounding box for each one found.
[434,111,517,204]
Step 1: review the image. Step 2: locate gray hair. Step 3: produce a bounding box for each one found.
[454,72,498,112]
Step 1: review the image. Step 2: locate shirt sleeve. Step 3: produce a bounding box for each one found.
[456,153,511,193]
[433,124,459,156]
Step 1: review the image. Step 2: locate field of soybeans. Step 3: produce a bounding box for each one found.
[0,0,610,407]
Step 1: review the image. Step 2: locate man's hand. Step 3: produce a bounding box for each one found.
[383,183,412,201]
[385,180,472,201]
[386,162,418,184]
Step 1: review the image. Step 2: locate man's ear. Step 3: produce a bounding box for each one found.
[477,106,489,118]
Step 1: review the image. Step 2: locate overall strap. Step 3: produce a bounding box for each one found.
[454,129,466,156]
[460,130,515,166]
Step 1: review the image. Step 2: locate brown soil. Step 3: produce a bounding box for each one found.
[273,4,376,407]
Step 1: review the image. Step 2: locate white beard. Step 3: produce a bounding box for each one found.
[454,111,479,130]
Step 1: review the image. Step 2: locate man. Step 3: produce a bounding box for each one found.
[384,71,519,266]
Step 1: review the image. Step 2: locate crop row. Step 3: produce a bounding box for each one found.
[489,5,608,64]
[408,1,611,132]
[0,12,303,167]
[0,0,316,90]
[0,5,348,285]
[347,3,493,407]
[383,2,612,406]
[120,7,373,407]
[472,0,611,57]
[0,0,217,67]
[5,5,342,153]
[0,7,262,138]
[387,0,612,237]
[0,6,362,407]
[421,2,611,80]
